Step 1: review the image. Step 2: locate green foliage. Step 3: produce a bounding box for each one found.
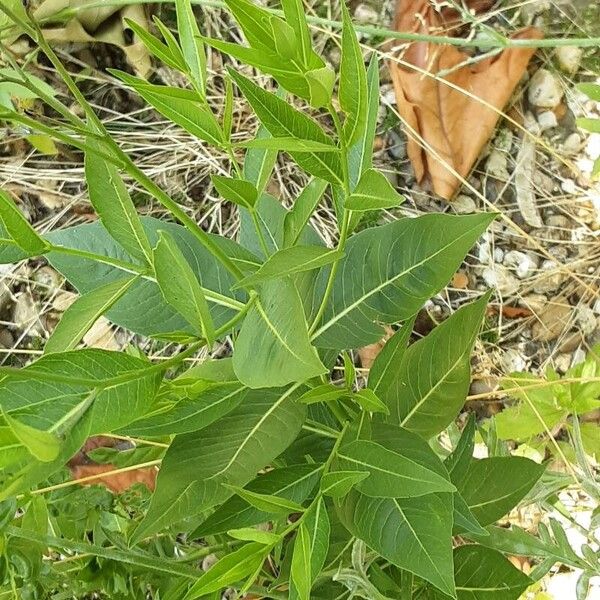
[0,2,574,599]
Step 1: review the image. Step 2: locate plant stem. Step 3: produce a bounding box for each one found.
[401,570,414,599]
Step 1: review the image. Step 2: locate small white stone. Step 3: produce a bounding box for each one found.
[353,3,378,25]
[528,69,564,109]
[561,178,577,194]
[554,353,572,373]
[486,149,510,180]
[12,292,44,335]
[575,304,597,336]
[501,348,528,373]
[452,194,477,214]
[537,110,558,131]
[585,133,600,160]
[493,248,504,263]
[593,298,600,315]
[532,260,565,293]
[563,132,582,155]
[482,265,519,295]
[555,46,584,74]
[504,250,539,279]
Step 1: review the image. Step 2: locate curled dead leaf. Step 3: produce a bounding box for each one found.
[389,0,542,199]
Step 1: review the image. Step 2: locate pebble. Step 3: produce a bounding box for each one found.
[0,282,12,312]
[353,3,379,25]
[486,149,510,181]
[12,291,44,336]
[32,266,62,294]
[560,178,577,195]
[521,294,547,313]
[528,69,564,109]
[501,348,528,373]
[555,46,584,74]
[532,260,565,293]
[503,250,539,279]
[201,554,218,572]
[482,265,519,296]
[575,304,597,336]
[0,329,14,349]
[537,110,558,131]
[563,132,582,155]
[531,303,571,342]
[554,353,573,373]
[387,131,407,161]
[585,134,600,160]
[452,271,469,289]
[83,317,120,351]
[452,194,477,214]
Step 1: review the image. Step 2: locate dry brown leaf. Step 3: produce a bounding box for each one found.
[389,0,542,199]
[357,326,394,370]
[487,304,534,319]
[68,435,157,493]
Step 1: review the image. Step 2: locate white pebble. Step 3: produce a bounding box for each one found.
[504,250,539,279]
[575,305,597,336]
[555,46,583,74]
[537,110,557,131]
[353,3,378,24]
[563,132,582,155]
[528,69,563,109]
[482,265,519,295]
[452,194,477,214]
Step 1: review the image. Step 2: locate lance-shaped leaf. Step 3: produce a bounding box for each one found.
[453,492,488,537]
[283,178,328,248]
[381,294,489,438]
[233,246,342,290]
[290,498,330,600]
[229,70,343,185]
[233,279,326,388]
[227,527,280,544]
[339,2,368,146]
[184,542,268,599]
[320,470,369,498]
[224,484,305,514]
[85,144,153,265]
[193,464,321,537]
[444,413,476,482]
[348,55,379,191]
[154,230,216,344]
[281,0,322,70]
[111,71,224,147]
[44,218,252,339]
[345,168,404,211]
[211,175,259,210]
[0,189,48,256]
[131,386,305,543]
[337,491,455,597]
[336,439,455,498]
[1,410,60,463]
[175,0,207,95]
[238,137,340,153]
[449,545,532,600]
[313,213,494,349]
[452,456,545,526]
[45,276,136,354]
[243,124,279,194]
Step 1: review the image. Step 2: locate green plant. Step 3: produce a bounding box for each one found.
[0,1,592,598]
[576,83,600,178]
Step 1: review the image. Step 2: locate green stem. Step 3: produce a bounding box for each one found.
[9,0,600,49]
[401,570,414,599]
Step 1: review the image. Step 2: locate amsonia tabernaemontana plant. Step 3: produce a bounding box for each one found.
[0,1,594,599]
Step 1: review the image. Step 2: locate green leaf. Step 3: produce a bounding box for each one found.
[453,492,488,537]
[348,55,379,191]
[229,70,343,184]
[290,498,330,600]
[381,294,489,438]
[345,168,404,211]
[111,71,224,146]
[495,373,567,440]
[233,279,326,388]
[337,491,455,597]
[45,276,136,354]
[223,76,234,141]
[283,179,328,248]
[153,16,189,70]
[223,0,278,52]
[577,83,600,102]
[154,230,216,343]
[270,16,298,60]
[577,117,600,133]
[211,175,259,210]
[351,388,389,414]
[0,189,48,255]
[339,2,368,146]
[45,218,252,339]
[224,484,306,514]
[243,124,279,194]
[175,0,207,95]
[336,438,455,498]
[85,144,153,265]
[124,382,247,437]
[313,213,495,349]
[233,246,342,289]
[453,457,545,526]
[131,386,306,543]
[444,413,476,482]
[1,411,60,463]
[227,527,281,545]
[238,137,340,153]
[281,0,320,69]
[184,542,267,599]
[124,17,187,71]
[193,464,321,537]
[305,65,336,108]
[298,383,347,405]
[320,470,369,498]
[450,545,532,600]
[368,320,413,400]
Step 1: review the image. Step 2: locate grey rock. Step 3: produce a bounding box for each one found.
[528,69,563,109]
